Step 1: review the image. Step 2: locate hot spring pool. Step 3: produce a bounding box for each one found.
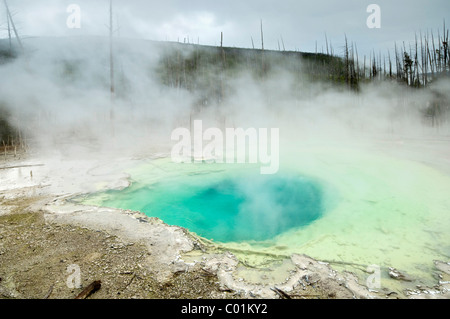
[82,147,450,290]
[85,170,331,243]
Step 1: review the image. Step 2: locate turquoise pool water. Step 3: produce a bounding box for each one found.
[86,166,330,243]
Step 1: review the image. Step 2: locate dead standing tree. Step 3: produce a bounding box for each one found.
[108,0,116,137]
[260,19,266,76]
[3,0,23,52]
[109,0,115,101]
[5,1,11,54]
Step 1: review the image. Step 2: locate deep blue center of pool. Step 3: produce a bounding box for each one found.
[98,173,325,242]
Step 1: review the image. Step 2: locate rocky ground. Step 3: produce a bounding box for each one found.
[0,196,238,299]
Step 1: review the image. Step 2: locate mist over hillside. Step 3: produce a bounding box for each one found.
[0,35,449,159]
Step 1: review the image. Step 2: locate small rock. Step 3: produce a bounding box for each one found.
[388,267,412,282]
[434,261,450,275]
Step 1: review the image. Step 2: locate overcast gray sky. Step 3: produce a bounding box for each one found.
[2,0,450,58]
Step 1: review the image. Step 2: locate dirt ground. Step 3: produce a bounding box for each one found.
[0,195,242,299]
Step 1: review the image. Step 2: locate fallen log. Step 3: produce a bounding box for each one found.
[75,280,102,299]
[43,285,54,299]
[271,287,291,299]
[0,164,44,170]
